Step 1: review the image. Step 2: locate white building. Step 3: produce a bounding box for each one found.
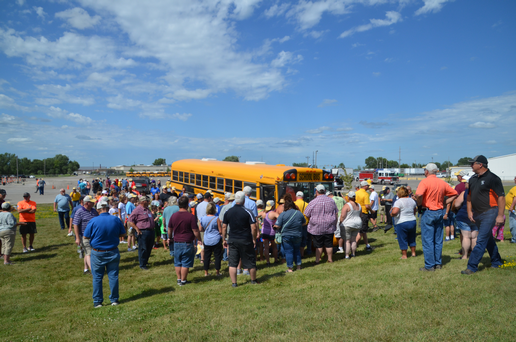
[488,153,516,181]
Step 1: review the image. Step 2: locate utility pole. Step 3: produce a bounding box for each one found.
[44,159,46,176]
[16,156,19,183]
[306,156,310,166]
[315,150,318,169]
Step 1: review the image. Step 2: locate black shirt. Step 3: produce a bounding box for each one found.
[468,169,505,214]
[223,205,256,243]
[160,192,171,203]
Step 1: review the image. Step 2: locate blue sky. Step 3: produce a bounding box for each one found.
[1,0,515,169]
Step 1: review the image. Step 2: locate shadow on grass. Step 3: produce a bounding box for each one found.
[16,253,58,262]
[14,243,69,254]
[123,286,175,303]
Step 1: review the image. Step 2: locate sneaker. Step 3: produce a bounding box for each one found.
[450,235,455,240]
[181,280,190,286]
[23,248,28,253]
[250,280,260,285]
[67,232,74,237]
[336,249,344,254]
[372,226,380,232]
[140,266,149,270]
[120,241,127,244]
[29,246,35,251]
[345,256,350,259]
[237,269,243,275]
[177,279,182,285]
[419,267,435,272]
[128,248,132,252]
[366,246,374,251]
[83,270,91,275]
[445,237,450,241]
[111,302,119,306]
[94,303,103,309]
[435,265,442,270]
[461,269,475,275]
[132,246,137,250]
[232,283,238,288]
[79,250,84,259]
[243,270,250,276]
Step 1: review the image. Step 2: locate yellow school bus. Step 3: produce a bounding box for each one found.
[168,159,335,202]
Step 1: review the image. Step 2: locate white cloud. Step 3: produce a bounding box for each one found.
[271,51,303,68]
[0,94,30,111]
[139,111,192,121]
[286,0,351,31]
[318,99,337,108]
[7,137,31,144]
[486,140,497,144]
[264,3,290,18]
[35,84,95,106]
[16,0,25,5]
[55,8,101,30]
[33,7,46,19]
[171,89,212,101]
[351,43,365,48]
[47,106,95,125]
[469,122,496,129]
[306,126,331,134]
[415,0,452,16]
[106,94,142,110]
[340,11,402,38]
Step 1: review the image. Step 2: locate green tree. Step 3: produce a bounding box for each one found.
[153,158,166,166]
[339,169,354,191]
[293,162,308,167]
[364,156,377,168]
[441,161,453,169]
[129,167,134,173]
[223,156,239,162]
[457,157,471,166]
[400,163,410,168]
[387,160,398,168]
[434,162,442,170]
[356,165,362,170]
[337,162,345,168]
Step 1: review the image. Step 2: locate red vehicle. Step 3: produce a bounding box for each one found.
[358,171,378,184]
[377,170,399,185]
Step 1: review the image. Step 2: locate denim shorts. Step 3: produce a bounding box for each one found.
[173,242,195,268]
[456,220,477,232]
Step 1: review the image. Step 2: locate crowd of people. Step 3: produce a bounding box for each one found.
[0,155,515,307]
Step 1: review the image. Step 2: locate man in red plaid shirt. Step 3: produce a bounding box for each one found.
[305,184,338,264]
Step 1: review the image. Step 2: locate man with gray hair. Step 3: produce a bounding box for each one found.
[218,192,234,262]
[127,195,155,270]
[54,188,73,232]
[232,186,258,218]
[222,191,259,287]
[414,163,457,271]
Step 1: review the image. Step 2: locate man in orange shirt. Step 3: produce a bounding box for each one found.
[414,163,457,271]
[17,192,38,253]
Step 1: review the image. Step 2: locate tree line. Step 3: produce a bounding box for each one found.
[0,153,80,176]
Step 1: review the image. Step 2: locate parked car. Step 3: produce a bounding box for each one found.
[29,175,35,178]
[132,177,151,194]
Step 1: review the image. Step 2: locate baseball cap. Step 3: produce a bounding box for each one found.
[326,191,332,196]
[424,163,439,172]
[2,202,11,210]
[228,194,235,201]
[96,200,109,209]
[171,186,176,191]
[102,190,108,194]
[196,193,203,199]
[234,191,246,203]
[213,197,221,203]
[224,192,231,200]
[189,201,197,208]
[204,192,212,199]
[84,195,96,203]
[463,175,471,181]
[188,193,195,199]
[360,181,369,187]
[347,191,356,198]
[278,198,285,204]
[469,155,488,165]
[256,199,263,206]
[296,191,304,197]
[369,185,375,190]
[315,184,325,192]
[72,187,76,190]
[265,200,275,211]
[23,192,30,198]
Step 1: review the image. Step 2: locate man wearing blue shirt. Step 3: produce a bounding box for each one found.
[84,199,126,308]
[150,184,160,197]
[54,188,72,231]
[231,186,258,218]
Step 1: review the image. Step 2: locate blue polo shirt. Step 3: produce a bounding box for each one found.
[126,202,136,215]
[84,213,126,250]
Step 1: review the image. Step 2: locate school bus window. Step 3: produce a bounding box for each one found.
[196,174,202,186]
[202,175,208,188]
[172,171,178,181]
[234,180,242,193]
[179,171,183,183]
[243,182,257,198]
[184,172,189,184]
[190,174,196,185]
[217,178,224,191]
[225,179,233,193]
[209,176,216,189]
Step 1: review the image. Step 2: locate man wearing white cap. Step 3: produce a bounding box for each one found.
[414,163,457,271]
[83,198,125,308]
[304,184,338,264]
[355,181,373,251]
[73,195,99,275]
[369,185,380,232]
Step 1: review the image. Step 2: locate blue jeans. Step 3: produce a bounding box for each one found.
[467,207,503,272]
[91,249,120,305]
[58,211,70,230]
[222,244,228,261]
[282,235,302,268]
[72,201,80,208]
[39,186,44,195]
[396,220,417,250]
[137,230,155,268]
[509,212,516,243]
[420,209,444,269]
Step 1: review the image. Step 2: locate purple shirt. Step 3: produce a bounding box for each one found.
[304,195,338,235]
[128,205,154,230]
[72,206,99,236]
[168,211,198,243]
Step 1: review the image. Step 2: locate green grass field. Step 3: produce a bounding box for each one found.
[1,203,515,341]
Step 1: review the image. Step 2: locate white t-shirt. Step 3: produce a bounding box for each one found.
[369,191,379,211]
[342,202,362,229]
[109,207,119,219]
[118,202,126,221]
[393,197,417,225]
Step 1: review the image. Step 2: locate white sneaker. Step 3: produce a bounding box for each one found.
[445,237,450,241]
[336,249,344,254]
[132,246,137,251]
[120,241,128,244]
[450,235,455,240]
[67,232,74,237]
[128,248,132,252]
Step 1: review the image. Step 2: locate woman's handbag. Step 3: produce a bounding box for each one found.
[275,211,298,244]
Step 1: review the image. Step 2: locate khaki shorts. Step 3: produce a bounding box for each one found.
[80,237,92,256]
[0,230,16,256]
[378,205,386,215]
[344,226,360,241]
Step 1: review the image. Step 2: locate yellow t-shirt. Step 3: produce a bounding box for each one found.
[505,186,516,210]
[70,191,81,201]
[355,188,370,214]
[294,198,309,224]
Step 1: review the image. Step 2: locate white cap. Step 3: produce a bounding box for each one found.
[360,181,369,187]
[326,191,332,196]
[369,185,375,190]
[189,201,197,208]
[96,199,109,209]
[213,197,221,203]
[256,199,264,206]
[224,192,231,200]
[196,193,203,199]
[234,191,246,204]
[463,175,471,181]
[424,163,439,172]
[347,191,356,198]
[315,184,325,192]
[296,191,304,197]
